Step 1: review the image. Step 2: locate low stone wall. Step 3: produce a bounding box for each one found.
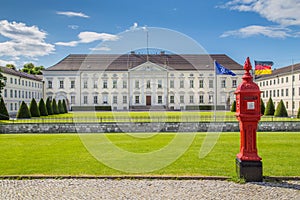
[1,122,300,133]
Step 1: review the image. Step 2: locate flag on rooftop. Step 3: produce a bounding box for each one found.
[254,61,273,75]
[215,61,236,76]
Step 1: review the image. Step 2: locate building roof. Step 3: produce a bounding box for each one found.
[45,54,243,71]
[256,63,300,80]
[0,66,42,81]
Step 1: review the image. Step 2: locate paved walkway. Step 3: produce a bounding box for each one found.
[0,179,299,199]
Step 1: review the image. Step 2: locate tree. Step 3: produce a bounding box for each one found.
[6,64,16,70]
[264,97,275,116]
[46,97,53,115]
[260,99,265,115]
[29,98,40,117]
[16,101,31,119]
[0,68,6,97]
[58,100,64,114]
[274,100,288,117]
[52,99,59,114]
[62,99,68,113]
[20,63,44,75]
[230,100,236,112]
[39,98,48,116]
[0,97,9,120]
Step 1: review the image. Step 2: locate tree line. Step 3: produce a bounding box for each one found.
[0,97,68,120]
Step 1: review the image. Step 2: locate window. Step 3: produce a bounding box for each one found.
[123,81,127,89]
[103,95,108,104]
[277,89,279,97]
[83,96,88,104]
[209,80,213,88]
[135,80,139,89]
[221,80,226,88]
[15,103,17,111]
[29,82,31,87]
[170,96,174,103]
[209,95,213,103]
[113,96,117,104]
[14,78,17,84]
[93,96,98,104]
[281,78,284,83]
[22,80,24,86]
[48,80,52,88]
[59,80,64,89]
[189,95,194,103]
[158,96,162,104]
[22,91,24,98]
[10,78,13,84]
[270,90,272,97]
[123,96,127,104]
[273,79,276,85]
[232,80,237,88]
[266,90,268,98]
[135,96,139,104]
[113,80,117,89]
[158,80,162,88]
[281,89,284,97]
[180,95,184,104]
[93,80,98,88]
[29,92,31,99]
[199,95,204,103]
[180,80,184,88]
[170,80,174,88]
[270,80,272,85]
[286,88,289,96]
[15,90,17,98]
[292,88,295,96]
[189,80,194,88]
[25,81,27,87]
[103,80,108,88]
[4,89,7,98]
[286,77,288,83]
[146,80,151,89]
[199,80,203,88]
[83,80,88,88]
[71,80,75,89]
[10,103,13,111]
[10,89,13,98]
[19,91,21,98]
[71,96,75,104]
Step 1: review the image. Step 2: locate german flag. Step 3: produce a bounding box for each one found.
[254,61,273,75]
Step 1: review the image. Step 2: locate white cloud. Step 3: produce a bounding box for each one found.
[0,59,16,66]
[222,0,300,26]
[55,31,119,47]
[89,46,111,51]
[128,22,147,31]
[56,11,90,18]
[220,25,291,38]
[68,25,79,30]
[0,20,55,59]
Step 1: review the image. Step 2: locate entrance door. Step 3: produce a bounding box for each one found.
[146,96,151,106]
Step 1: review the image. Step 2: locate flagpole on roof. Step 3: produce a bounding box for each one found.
[292,58,294,117]
[214,60,217,122]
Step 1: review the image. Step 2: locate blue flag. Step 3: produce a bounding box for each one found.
[215,61,236,76]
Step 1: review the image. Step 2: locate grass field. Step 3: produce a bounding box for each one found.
[0,132,299,177]
[1,111,299,123]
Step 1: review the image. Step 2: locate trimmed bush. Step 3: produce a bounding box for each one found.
[260,99,265,115]
[274,100,288,117]
[62,99,68,113]
[29,98,40,117]
[46,97,53,115]
[39,98,48,116]
[52,99,59,114]
[16,101,31,119]
[0,97,9,120]
[264,97,275,116]
[230,100,236,112]
[297,107,300,119]
[58,100,64,114]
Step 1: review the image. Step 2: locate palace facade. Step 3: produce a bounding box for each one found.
[42,53,243,111]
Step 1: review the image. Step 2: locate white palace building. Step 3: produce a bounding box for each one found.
[42,53,244,111]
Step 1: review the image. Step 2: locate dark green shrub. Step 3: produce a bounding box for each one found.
[29,98,40,117]
[62,99,68,113]
[264,97,275,116]
[46,97,53,115]
[39,98,48,116]
[274,100,288,117]
[0,97,9,120]
[260,99,265,115]
[230,100,236,112]
[297,107,300,119]
[58,100,64,114]
[52,99,59,114]
[16,101,31,119]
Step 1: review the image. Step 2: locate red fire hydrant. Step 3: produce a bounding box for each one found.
[235,57,263,182]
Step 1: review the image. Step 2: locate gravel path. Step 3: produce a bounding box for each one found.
[0,179,299,200]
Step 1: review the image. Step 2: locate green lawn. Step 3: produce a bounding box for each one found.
[0,132,299,177]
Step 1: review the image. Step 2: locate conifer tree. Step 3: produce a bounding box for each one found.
[29,98,40,117]
[52,99,59,114]
[46,97,53,115]
[260,98,265,115]
[58,100,64,114]
[274,100,288,117]
[230,100,236,112]
[264,97,275,116]
[39,98,48,116]
[16,101,31,119]
[0,97,9,120]
[62,99,68,113]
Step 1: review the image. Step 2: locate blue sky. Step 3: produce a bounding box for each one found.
[1,0,300,69]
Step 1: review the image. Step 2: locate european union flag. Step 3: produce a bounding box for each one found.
[215,61,236,76]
